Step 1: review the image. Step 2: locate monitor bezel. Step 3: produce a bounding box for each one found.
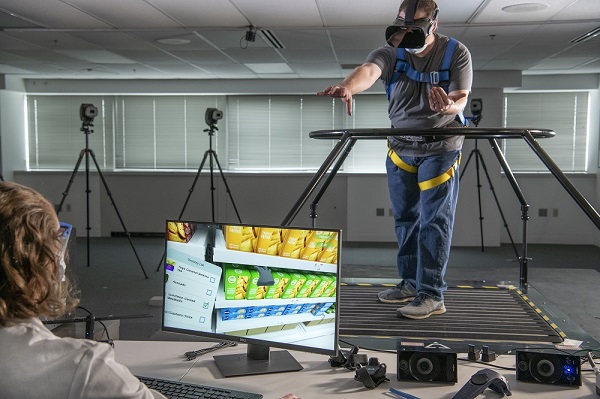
[161,219,341,358]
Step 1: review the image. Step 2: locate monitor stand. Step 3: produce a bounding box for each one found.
[214,343,303,377]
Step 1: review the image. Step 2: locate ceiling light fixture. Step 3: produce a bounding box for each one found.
[570,26,600,43]
[156,37,191,45]
[259,30,284,49]
[501,3,549,13]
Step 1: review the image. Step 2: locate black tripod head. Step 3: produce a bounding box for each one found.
[204,124,219,135]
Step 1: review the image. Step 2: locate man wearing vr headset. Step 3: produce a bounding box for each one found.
[318,0,472,319]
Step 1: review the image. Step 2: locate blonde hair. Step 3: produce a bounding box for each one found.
[0,182,79,326]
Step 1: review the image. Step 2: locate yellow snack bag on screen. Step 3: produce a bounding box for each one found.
[254,228,282,255]
[279,229,309,259]
[224,225,255,252]
[300,230,334,261]
[317,232,338,264]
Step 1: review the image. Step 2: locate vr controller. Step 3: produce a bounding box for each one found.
[330,346,389,389]
[354,358,390,389]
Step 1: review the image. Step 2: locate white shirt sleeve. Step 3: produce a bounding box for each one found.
[67,342,168,399]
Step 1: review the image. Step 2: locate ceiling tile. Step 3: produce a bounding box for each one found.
[0,0,113,28]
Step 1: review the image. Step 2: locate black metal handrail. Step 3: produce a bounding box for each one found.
[283,127,600,291]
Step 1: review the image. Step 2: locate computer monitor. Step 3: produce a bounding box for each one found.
[161,220,341,377]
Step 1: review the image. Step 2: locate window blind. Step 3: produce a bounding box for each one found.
[27,92,590,174]
[502,92,589,172]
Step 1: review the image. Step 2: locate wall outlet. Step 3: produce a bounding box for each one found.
[538,208,547,217]
[552,208,559,217]
[388,208,394,216]
[376,208,384,216]
[66,204,72,212]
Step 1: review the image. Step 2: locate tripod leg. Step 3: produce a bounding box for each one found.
[87,149,148,279]
[56,149,85,214]
[475,151,520,260]
[179,150,210,219]
[459,148,476,182]
[155,150,211,272]
[211,150,242,223]
[460,141,485,251]
[474,150,485,252]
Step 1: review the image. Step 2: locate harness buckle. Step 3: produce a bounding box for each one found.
[430,71,440,85]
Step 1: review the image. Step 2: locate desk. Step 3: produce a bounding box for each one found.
[114,340,598,398]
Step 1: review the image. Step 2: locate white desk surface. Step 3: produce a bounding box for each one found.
[114,340,599,399]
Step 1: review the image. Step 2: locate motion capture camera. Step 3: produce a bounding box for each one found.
[468,98,483,126]
[354,357,390,389]
[79,103,98,123]
[470,98,483,116]
[205,107,223,125]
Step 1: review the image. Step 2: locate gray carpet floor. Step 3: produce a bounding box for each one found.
[67,237,600,346]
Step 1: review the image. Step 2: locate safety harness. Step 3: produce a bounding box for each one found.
[386,37,457,100]
[387,148,461,191]
[386,37,463,191]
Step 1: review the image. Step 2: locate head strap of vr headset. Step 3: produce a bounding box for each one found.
[404,0,439,25]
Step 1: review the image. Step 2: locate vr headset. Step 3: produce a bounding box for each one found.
[385,0,439,48]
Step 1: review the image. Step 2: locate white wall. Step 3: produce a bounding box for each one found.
[0,90,27,181]
[2,73,600,246]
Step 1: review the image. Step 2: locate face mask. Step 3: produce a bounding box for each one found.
[405,43,428,54]
[58,222,72,282]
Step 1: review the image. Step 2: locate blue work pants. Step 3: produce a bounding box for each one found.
[385,150,461,301]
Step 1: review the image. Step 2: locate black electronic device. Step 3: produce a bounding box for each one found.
[397,343,458,383]
[137,375,263,399]
[161,221,341,378]
[354,357,390,389]
[515,349,581,387]
[451,369,512,399]
[385,0,439,48]
[329,345,367,370]
[79,103,98,123]
[205,107,223,125]
[470,98,483,116]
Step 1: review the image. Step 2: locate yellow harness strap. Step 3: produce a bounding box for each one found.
[387,149,418,173]
[387,149,461,191]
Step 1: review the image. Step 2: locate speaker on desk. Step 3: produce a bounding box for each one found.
[515,349,581,387]
[397,349,457,383]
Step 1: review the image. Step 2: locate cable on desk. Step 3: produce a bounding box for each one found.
[77,305,111,342]
[183,341,238,360]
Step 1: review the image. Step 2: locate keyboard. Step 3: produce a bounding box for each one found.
[136,375,263,399]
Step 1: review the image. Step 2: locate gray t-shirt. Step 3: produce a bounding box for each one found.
[365,33,472,156]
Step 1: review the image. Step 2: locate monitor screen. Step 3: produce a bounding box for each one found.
[161,220,341,377]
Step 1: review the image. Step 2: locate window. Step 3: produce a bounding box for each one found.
[27,94,392,173]
[502,92,589,172]
[28,95,114,169]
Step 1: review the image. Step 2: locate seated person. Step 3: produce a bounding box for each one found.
[0,181,166,399]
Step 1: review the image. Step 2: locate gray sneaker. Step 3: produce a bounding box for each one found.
[397,295,446,319]
[377,281,417,303]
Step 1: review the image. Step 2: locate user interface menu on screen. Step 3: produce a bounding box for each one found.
[162,221,340,354]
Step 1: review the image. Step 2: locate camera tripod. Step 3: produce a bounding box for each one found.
[459,118,518,259]
[155,122,241,271]
[56,120,148,279]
